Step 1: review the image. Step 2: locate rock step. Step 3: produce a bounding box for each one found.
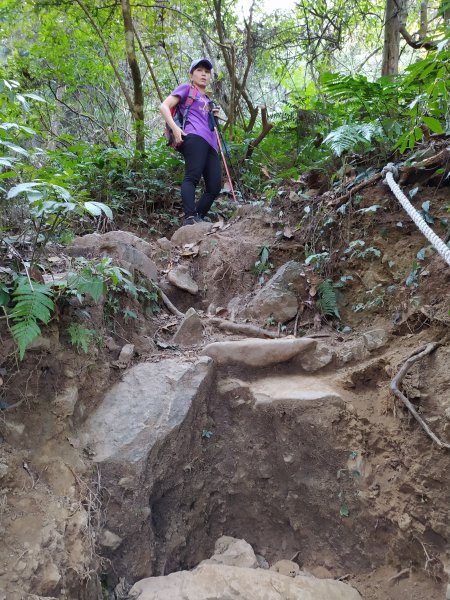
[219,375,343,407]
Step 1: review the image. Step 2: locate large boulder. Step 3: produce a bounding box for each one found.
[68,230,158,282]
[129,562,362,600]
[80,357,213,464]
[202,337,315,367]
[247,261,307,323]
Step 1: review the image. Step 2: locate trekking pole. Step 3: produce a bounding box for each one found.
[214,126,237,203]
[215,121,245,200]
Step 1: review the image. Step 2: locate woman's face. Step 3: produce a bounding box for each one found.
[190,66,211,88]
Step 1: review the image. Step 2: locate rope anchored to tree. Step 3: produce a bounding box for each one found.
[382,163,450,267]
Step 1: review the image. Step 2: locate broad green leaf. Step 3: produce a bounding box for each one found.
[84,201,113,220]
[0,140,28,156]
[22,93,46,102]
[7,182,41,198]
[422,117,444,134]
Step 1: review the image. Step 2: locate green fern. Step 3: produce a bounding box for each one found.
[318,279,340,319]
[323,123,384,157]
[9,277,55,359]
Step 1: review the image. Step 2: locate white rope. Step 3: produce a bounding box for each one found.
[382,164,450,268]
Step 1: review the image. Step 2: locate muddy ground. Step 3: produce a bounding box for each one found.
[0,171,449,600]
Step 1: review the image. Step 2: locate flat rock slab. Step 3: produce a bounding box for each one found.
[202,337,316,367]
[249,375,343,406]
[81,357,212,463]
[171,222,213,246]
[218,376,343,409]
[129,563,362,600]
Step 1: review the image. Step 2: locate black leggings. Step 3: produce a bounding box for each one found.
[179,134,221,218]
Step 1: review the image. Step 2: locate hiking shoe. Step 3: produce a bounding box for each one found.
[183,216,197,226]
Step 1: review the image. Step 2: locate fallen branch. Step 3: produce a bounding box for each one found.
[207,317,280,339]
[330,147,449,208]
[390,342,450,449]
[328,173,383,208]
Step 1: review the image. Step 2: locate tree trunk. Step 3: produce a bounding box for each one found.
[120,0,145,154]
[381,0,403,75]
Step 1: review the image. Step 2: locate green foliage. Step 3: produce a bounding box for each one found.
[343,240,381,260]
[9,277,54,359]
[253,245,273,281]
[317,279,340,319]
[68,323,97,354]
[323,122,385,157]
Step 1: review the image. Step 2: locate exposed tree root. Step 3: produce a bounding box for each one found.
[158,289,184,318]
[390,342,450,449]
[206,317,280,339]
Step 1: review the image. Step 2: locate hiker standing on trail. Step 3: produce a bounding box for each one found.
[160,58,221,226]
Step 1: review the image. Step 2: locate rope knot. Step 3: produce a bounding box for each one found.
[381,163,399,182]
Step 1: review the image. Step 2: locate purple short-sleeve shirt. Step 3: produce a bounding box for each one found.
[171,83,218,152]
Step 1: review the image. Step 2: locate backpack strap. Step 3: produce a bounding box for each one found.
[181,84,199,128]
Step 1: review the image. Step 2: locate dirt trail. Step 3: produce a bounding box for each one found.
[0,187,449,599]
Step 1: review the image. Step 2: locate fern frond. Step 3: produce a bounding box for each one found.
[9,278,55,359]
[318,280,340,319]
[323,122,384,156]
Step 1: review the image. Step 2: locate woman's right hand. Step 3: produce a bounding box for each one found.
[173,126,185,146]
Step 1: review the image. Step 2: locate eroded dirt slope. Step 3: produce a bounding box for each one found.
[0,170,449,600]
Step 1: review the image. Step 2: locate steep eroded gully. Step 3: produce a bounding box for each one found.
[94,340,448,600]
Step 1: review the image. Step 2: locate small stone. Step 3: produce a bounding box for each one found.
[446,583,450,600]
[167,266,198,295]
[114,343,135,368]
[298,344,334,372]
[208,536,258,569]
[16,560,27,572]
[105,336,121,352]
[445,407,450,421]
[157,237,173,251]
[398,513,411,531]
[173,308,203,346]
[27,336,51,351]
[256,554,270,569]
[52,386,79,418]
[39,562,61,594]
[64,368,76,378]
[362,328,388,351]
[270,560,300,578]
[0,463,8,478]
[98,529,123,551]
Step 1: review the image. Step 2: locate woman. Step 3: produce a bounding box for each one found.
[160,58,221,226]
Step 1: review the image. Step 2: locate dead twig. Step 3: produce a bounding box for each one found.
[387,567,411,583]
[207,317,280,339]
[390,342,450,449]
